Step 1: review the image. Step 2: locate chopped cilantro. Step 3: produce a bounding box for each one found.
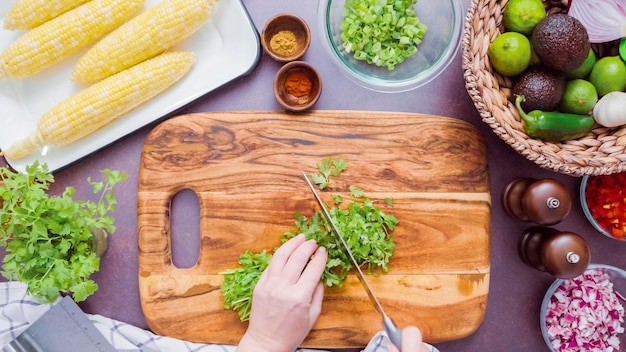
[219,250,272,321]
[282,195,398,287]
[220,158,397,321]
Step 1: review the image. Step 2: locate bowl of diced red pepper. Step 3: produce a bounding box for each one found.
[580,172,626,241]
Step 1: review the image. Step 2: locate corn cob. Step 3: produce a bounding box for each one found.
[4,51,196,160]
[71,0,217,85]
[3,0,92,30]
[0,0,145,79]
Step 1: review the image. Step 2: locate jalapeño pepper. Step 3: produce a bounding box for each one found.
[515,95,595,142]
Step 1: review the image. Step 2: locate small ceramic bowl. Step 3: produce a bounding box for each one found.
[273,61,321,112]
[580,174,626,242]
[261,13,311,62]
[540,264,626,351]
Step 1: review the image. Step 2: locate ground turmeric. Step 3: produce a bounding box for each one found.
[270,30,297,56]
[284,71,312,98]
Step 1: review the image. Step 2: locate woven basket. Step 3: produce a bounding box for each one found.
[462,0,626,176]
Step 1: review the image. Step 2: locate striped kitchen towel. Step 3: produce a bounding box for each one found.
[0,281,437,352]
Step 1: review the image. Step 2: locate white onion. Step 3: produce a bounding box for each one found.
[568,0,626,43]
[545,269,625,351]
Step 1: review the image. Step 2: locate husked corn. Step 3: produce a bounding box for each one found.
[72,0,216,84]
[0,0,145,79]
[3,0,92,30]
[4,52,196,160]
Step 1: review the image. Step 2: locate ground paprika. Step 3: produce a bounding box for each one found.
[284,71,312,98]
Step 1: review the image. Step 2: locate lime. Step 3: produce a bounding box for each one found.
[566,48,596,79]
[503,0,546,35]
[488,32,532,77]
[561,79,598,115]
[529,45,540,66]
[589,56,626,96]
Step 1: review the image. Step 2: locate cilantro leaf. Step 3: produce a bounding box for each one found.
[330,158,346,174]
[310,173,328,190]
[312,157,347,189]
[349,185,365,198]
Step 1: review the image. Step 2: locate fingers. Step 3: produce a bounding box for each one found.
[388,326,430,352]
[255,262,270,286]
[266,233,307,276]
[282,239,320,283]
[299,245,327,291]
[265,234,327,288]
[306,281,324,322]
[401,326,424,351]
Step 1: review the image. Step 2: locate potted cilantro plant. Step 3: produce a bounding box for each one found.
[0,161,127,303]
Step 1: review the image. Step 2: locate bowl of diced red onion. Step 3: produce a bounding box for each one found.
[540,264,626,352]
[580,173,626,242]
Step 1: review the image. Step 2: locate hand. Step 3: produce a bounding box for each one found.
[388,326,432,352]
[236,234,328,352]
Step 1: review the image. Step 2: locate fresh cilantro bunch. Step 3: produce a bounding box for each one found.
[0,161,127,303]
[219,250,272,321]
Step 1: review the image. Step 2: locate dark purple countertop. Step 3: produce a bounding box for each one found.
[2,1,625,351]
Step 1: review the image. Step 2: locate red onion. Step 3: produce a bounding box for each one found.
[545,269,625,351]
[567,0,626,43]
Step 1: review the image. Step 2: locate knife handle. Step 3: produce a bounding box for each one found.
[383,315,403,351]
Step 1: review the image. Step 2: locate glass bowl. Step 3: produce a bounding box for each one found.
[540,264,626,351]
[317,0,462,93]
[580,174,626,242]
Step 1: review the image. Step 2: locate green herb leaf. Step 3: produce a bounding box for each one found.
[310,173,328,190]
[312,157,348,189]
[330,158,347,175]
[349,185,365,198]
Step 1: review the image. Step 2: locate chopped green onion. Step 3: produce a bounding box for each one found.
[339,0,427,70]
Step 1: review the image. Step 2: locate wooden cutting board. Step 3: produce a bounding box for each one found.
[137,110,491,348]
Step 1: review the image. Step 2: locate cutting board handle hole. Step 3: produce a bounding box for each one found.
[170,188,201,269]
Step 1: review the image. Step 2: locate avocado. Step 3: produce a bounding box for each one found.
[512,65,566,112]
[531,13,590,72]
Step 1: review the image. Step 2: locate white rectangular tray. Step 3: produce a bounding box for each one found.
[0,0,261,173]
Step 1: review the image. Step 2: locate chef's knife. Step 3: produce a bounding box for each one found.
[302,171,403,350]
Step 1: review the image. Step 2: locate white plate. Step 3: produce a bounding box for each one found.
[0,0,261,173]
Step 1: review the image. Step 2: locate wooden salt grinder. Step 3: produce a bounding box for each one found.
[502,178,571,226]
[518,226,590,279]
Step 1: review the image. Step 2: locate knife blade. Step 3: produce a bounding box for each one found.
[302,171,403,350]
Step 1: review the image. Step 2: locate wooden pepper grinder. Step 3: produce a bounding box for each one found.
[502,177,572,226]
[518,226,590,279]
